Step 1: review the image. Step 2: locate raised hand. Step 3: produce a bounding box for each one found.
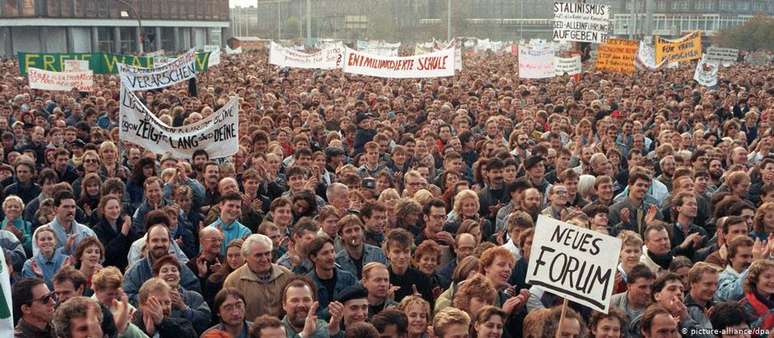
[327,301,344,335]
[30,259,43,277]
[302,301,319,338]
[112,290,130,334]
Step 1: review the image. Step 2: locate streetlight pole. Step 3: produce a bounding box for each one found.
[116,0,143,54]
[306,0,311,45]
[447,0,451,42]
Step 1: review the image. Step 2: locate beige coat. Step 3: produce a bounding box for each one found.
[223,263,293,321]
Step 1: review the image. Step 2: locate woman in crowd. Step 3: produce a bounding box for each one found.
[92,195,132,270]
[413,239,446,298]
[445,190,494,240]
[739,259,774,331]
[22,226,68,287]
[1,195,32,256]
[752,202,774,241]
[435,256,482,314]
[399,295,431,338]
[474,305,507,338]
[99,141,130,180]
[127,157,156,209]
[614,230,644,293]
[452,273,498,325]
[78,173,103,224]
[152,254,212,334]
[589,308,627,338]
[73,236,104,294]
[205,239,245,311]
[378,188,401,228]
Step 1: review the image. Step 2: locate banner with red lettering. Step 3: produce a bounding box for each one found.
[28,67,94,92]
[519,44,555,79]
[342,47,455,78]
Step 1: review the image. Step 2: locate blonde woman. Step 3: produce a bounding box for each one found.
[446,190,494,241]
[2,195,32,255]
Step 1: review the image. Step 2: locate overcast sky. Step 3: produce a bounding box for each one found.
[230,0,257,7]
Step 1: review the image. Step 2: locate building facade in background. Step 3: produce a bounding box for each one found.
[0,0,229,56]
[232,0,774,43]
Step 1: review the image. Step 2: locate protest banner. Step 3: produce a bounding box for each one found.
[526,216,622,313]
[0,252,11,337]
[28,67,94,92]
[519,44,555,79]
[555,55,581,76]
[553,2,610,43]
[204,45,221,67]
[636,41,666,71]
[596,38,638,74]
[225,45,242,55]
[705,47,738,66]
[18,51,212,75]
[655,31,702,64]
[269,41,344,70]
[342,47,455,79]
[119,84,239,159]
[63,60,89,72]
[118,50,197,91]
[694,57,718,87]
[746,51,771,65]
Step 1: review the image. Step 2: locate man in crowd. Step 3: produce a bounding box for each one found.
[335,214,387,279]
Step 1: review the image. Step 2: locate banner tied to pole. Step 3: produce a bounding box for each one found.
[118,49,197,91]
[119,85,239,159]
[655,31,702,64]
[269,41,344,70]
[553,2,610,43]
[526,216,622,313]
[694,57,719,87]
[342,47,455,79]
[596,39,638,74]
[28,67,94,92]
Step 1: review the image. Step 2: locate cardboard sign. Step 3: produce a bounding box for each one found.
[596,38,638,74]
[555,55,582,76]
[694,57,718,87]
[342,47,455,79]
[28,67,94,92]
[269,41,344,70]
[526,216,622,313]
[18,52,212,75]
[118,50,197,91]
[553,2,610,43]
[63,60,89,72]
[119,86,239,159]
[519,44,555,79]
[655,31,702,64]
[705,47,738,66]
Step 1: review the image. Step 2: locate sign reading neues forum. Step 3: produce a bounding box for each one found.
[526,215,622,313]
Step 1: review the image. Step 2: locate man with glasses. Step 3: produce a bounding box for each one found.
[417,199,454,247]
[13,277,55,338]
[542,184,569,221]
[203,288,253,338]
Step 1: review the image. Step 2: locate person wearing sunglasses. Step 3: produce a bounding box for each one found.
[12,277,55,338]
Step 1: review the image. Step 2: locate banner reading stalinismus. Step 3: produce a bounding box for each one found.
[655,31,702,64]
[553,1,610,43]
[119,85,239,159]
[269,41,344,70]
[118,50,197,91]
[342,47,455,79]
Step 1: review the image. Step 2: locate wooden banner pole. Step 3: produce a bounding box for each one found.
[555,298,569,338]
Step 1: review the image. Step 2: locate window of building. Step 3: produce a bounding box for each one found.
[671,0,689,11]
[2,0,19,17]
[738,1,751,11]
[97,27,114,52]
[753,1,766,12]
[20,0,32,16]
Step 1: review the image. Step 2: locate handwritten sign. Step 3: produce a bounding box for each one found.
[118,50,197,91]
[555,55,582,76]
[553,2,610,43]
[269,41,344,70]
[705,47,738,66]
[526,216,622,313]
[342,47,455,78]
[596,38,638,74]
[28,68,94,92]
[655,31,702,64]
[519,44,555,79]
[694,57,718,87]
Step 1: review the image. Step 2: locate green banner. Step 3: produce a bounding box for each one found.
[18,51,212,75]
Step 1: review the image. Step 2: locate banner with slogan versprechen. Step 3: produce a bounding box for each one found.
[596,38,638,74]
[17,51,213,75]
[519,44,555,79]
[28,67,94,92]
[119,84,239,160]
[118,49,197,91]
[342,47,455,79]
[655,31,702,65]
[269,41,344,70]
[526,215,622,313]
[553,1,610,44]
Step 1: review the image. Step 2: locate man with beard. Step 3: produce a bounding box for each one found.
[669,192,708,262]
[608,171,663,235]
[715,236,756,302]
[611,264,655,327]
[281,276,342,338]
[478,158,509,223]
[685,263,719,337]
[13,277,55,338]
[639,224,673,275]
[335,215,387,279]
[361,262,397,318]
[360,202,388,247]
[133,278,196,336]
[3,159,40,205]
[306,237,355,319]
[200,161,221,214]
[123,211,201,305]
[708,159,724,191]
[656,156,676,191]
[520,187,542,223]
[203,288,253,338]
[31,190,95,256]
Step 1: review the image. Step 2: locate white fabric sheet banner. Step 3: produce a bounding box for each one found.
[553,1,610,43]
[0,250,13,337]
[28,67,94,92]
[694,57,718,87]
[118,49,197,91]
[705,47,738,66]
[204,45,221,68]
[555,55,581,76]
[269,41,344,70]
[119,84,239,159]
[519,45,555,79]
[526,216,622,313]
[635,41,666,71]
[342,47,455,79]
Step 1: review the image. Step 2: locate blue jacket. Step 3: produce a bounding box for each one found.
[715,265,747,302]
[334,244,387,279]
[307,268,358,320]
[123,256,201,306]
[209,218,251,255]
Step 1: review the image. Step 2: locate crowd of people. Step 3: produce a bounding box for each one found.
[1,42,774,338]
